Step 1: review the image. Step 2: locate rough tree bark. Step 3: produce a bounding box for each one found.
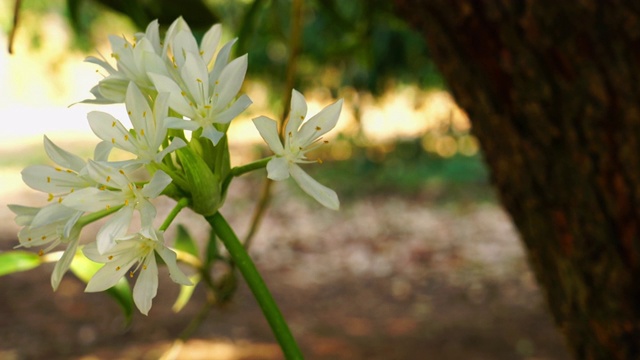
[394,1,640,359]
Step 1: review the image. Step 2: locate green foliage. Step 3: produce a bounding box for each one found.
[0,251,41,276]
[174,224,199,257]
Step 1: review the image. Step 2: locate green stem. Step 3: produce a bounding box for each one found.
[159,198,189,232]
[206,212,303,359]
[76,204,123,228]
[221,157,271,194]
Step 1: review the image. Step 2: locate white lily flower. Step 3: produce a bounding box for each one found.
[84,20,168,104]
[8,203,82,290]
[21,136,94,205]
[163,17,223,69]
[63,161,172,253]
[149,42,252,145]
[88,82,186,165]
[252,89,343,210]
[83,229,192,315]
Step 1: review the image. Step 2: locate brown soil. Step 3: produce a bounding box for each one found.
[0,178,571,360]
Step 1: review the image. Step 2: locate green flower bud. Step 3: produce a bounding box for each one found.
[176,146,222,216]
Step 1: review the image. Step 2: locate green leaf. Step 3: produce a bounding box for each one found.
[70,250,134,325]
[177,145,222,216]
[172,274,201,313]
[0,251,42,276]
[175,224,200,257]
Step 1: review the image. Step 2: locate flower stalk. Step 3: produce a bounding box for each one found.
[206,212,303,359]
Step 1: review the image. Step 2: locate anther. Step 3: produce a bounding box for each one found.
[47,177,51,183]
[116,266,121,271]
[112,121,116,127]
[124,134,129,141]
[119,170,125,175]
[108,255,113,260]
[47,193,54,202]
[106,176,111,182]
[38,250,44,256]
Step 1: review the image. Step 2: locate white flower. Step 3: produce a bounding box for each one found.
[88,82,186,165]
[252,89,342,210]
[149,43,252,145]
[163,17,223,69]
[84,20,168,103]
[8,203,82,290]
[63,161,172,253]
[83,229,192,315]
[20,136,94,204]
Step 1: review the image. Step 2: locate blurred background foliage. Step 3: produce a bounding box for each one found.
[3,0,493,202]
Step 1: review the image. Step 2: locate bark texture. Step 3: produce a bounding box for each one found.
[394,1,640,359]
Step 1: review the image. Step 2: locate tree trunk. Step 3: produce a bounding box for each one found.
[394,1,640,359]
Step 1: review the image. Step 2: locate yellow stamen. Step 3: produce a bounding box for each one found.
[47,193,54,202]
[108,255,113,260]
[38,249,44,256]
[106,176,111,182]
[47,176,51,183]
[112,121,116,127]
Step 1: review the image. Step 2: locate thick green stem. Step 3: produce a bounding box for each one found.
[206,212,303,359]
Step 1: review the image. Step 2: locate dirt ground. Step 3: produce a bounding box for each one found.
[0,174,571,360]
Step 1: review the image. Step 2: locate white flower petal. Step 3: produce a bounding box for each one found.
[181,52,210,104]
[165,117,200,131]
[88,112,138,154]
[289,164,340,210]
[266,157,290,181]
[125,82,153,131]
[215,94,252,125]
[63,187,120,212]
[209,38,237,84]
[214,54,247,110]
[141,170,172,198]
[285,89,307,136]
[156,245,192,285]
[31,203,77,228]
[297,98,343,145]
[149,73,195,117]
[85,258,135,292]
[252,116,284,154]
[94,141,114,162]
[7,204,39,226]
[21,165,85,194]
[201,125,225,145]
[200,24,222,65]
[51,236,78,291]
[43,136,86,172]
[133,255,158,315]
[96,206,134,254]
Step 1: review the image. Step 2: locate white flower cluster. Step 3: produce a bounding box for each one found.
[9,17,342,315]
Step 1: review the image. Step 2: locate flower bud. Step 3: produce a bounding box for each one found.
[176,146,222,216]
